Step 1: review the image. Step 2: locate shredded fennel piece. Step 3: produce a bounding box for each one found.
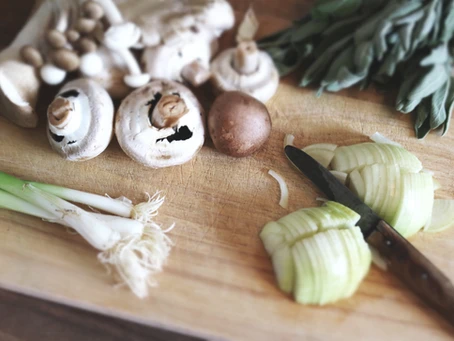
[369,132,402,147]
[268,170,289,209]
[0,172,173,299]
[284,134,295,147]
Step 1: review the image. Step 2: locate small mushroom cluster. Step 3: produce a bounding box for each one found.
[18,0,149,93]
[119,0,236,87]
[20,1,103,86]
[0,0,279,166]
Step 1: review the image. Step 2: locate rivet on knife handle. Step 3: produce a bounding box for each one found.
[367,220,454,324]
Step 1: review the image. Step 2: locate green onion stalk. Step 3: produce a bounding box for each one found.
[0,172,173,298]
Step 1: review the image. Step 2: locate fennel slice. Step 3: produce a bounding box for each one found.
[349,169,365,199]
[303,149,335,168]
[319,229,350,305]
[260,225,287,255]
[292,240,316,304]
[424,199,454,233]
[271,244,295,294]
[302,143,338,152]
[330,170,348,184]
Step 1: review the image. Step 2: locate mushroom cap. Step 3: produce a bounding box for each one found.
[47,78,114,161]
[210,47,280,103]
[115,80,205,168]
[40,64,67,86]
[116,0,235,47]
[208,91,272,157]
[103,22,142,50]
[0,59,39,128]
[142,29,212,83]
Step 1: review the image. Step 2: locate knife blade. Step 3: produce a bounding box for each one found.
[284,145,454,326]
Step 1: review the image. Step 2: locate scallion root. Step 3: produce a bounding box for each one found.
[131,192,166,224]
[98,222,173,298]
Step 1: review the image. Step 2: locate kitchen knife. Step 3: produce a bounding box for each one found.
[284,145,454,326]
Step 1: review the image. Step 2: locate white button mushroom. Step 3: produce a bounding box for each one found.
[92,0,141,50]
[210,41,280,103]
[142,31,212,87]
[115,80,205,168]
[116,0,235,46]
[118,0,235,87]
[47,78,114,161]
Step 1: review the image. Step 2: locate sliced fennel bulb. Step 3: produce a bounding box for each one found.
[332,143,422,173]
[349,164,433,238]
[260,202,371,305]
[0,172,172,298]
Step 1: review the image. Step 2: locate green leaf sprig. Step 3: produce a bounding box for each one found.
[259,0,454,138]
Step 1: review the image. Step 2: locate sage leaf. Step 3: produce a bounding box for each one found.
[420,44,449,66]
[398,22,415,51]
[322,14,366,37]
[291,19,329,44]
[326,67,367,91]
[429,0,443,43]
[321,45,355,86]
[312,0,362,19]
[441,0,454,42]
[430,79,449,129]
[396,69,424,110]
[415,97,430,130]
[405,64,449,111]
[374,20,393,61]
[442,78,454,136]
[394,8,425,25]
[355,1,423,43]
[354,41,374,73]
[411,1,437,50]
[416,115,432,139]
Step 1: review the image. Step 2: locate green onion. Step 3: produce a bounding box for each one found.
[0,172,172,298]
[30,181,165,224]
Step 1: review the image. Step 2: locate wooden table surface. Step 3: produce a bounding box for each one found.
[1,1,454,341]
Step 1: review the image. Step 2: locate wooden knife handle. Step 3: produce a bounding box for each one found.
[367,220,454,325]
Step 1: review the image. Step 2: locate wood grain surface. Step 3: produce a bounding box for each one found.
[0,288,203,341]
[1,1,454,341]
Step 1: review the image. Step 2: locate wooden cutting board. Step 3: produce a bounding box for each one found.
[1,1,454,340]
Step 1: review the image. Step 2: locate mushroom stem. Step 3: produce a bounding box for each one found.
[54,8,70,32]
[47,96,82,135]
[151,94,189,129]
[115,49,150,88]
[93,0,124,25]
[233,41,259,75]
[181,60,212,87]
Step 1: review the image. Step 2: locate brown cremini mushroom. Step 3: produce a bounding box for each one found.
[47,78,114,161]
[115,80,205,168]
[208,91,271,157]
